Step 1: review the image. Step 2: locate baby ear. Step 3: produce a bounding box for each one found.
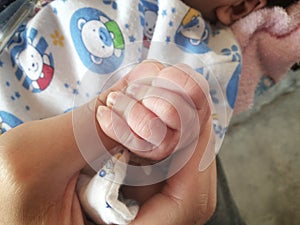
[216,0,267,25]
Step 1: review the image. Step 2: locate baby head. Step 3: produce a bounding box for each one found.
[182,0,297,25]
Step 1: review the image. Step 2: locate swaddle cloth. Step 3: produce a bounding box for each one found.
[77,147,139,225]
[0,0,241,224]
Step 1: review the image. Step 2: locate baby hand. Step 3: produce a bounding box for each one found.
[97,61,212,160]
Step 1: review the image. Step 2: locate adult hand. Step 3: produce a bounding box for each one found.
[0,113,88,225]
[0,61,216,225]
[128,127,217,225]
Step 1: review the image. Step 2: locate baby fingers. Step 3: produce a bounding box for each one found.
[97,104,154,152]
[97,91,179,160]
[126,81,201,147]
[107,91,168,147]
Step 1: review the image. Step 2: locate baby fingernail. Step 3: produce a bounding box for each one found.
[107,92,119,107]
[126,83,140,96]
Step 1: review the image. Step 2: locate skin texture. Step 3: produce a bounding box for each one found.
[97,62,212,160]
[0,61,216,225]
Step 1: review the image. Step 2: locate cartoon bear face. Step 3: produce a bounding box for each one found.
[71,7,125,73]
[78,17,115,64]
[17,45,43,80]
[180,15,208,46]
[144,10,157,41]
[174,9,211,54]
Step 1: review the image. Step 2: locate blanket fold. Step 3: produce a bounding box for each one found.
[231,2,300,114]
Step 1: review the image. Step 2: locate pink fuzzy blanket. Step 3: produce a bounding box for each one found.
[231,2,300,114]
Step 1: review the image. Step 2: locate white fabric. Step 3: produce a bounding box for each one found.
[77,148,139,225]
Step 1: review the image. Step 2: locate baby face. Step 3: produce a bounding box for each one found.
[182,0,267,25]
